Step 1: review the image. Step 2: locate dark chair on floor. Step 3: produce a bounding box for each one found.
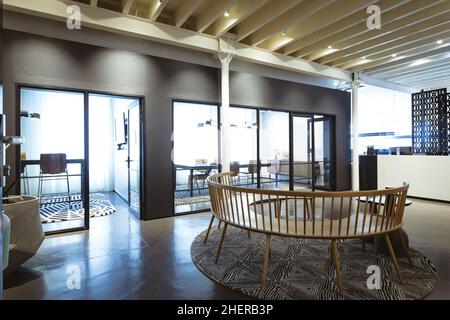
[38,153,71,206]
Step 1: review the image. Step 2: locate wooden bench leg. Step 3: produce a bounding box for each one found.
[384,233,404,284]
[397,229,413,267]
[247,231,251,238]
[262,234,271,286]
[204,214,215,244]
[218,220,222,229]
[332,240,344,296]
[214,223,228,264]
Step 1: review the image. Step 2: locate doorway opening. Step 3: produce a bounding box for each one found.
[88,93,142,221]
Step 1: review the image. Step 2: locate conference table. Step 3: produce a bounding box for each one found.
[174,163,270,197]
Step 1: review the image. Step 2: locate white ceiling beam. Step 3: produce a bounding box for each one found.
[368,57,450,78]
[358,73,418,93]
[301,0,447,60]
[363,47,450,74]
[347,38,450,71]
[404,77,450,89]
[316,6,450,64]
[246,0,334,47]
[391,69,450,83]
[3,0,351,82]
[281,0,409,57]
[234,0,302,42]
[289,0,424,57]
[386,62,450,80]
[90,0,98,7]
[205,0,268,38]
[121,0,135,15]
[258,0,375,52]
[336,28,450,69]
[195,0,238,33]
[146,0,169,22]
[173,0,204,28]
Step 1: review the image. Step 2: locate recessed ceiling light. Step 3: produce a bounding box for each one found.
[362,56,366,60]
[392,53,397,57]
[281,31,286,36]
[437,40,444,44]
[224,10,230,17]
[328,45,333,49]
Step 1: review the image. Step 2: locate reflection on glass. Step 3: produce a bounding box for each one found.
[20,88,85,232]
[259,110,290,190]
[314,116,334,189]
[293,116,313,190]
[173,102,219,214]
[229,107,257,187]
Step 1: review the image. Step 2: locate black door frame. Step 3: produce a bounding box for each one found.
[15,83,146,235]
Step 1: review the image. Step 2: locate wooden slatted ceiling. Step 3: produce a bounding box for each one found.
[71,0,450,90]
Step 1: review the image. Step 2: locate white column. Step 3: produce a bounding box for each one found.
[219,52,233,172]
[351,75,360,191]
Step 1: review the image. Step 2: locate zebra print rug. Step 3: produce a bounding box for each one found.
[40,195,116,224]
[191,226,437,300]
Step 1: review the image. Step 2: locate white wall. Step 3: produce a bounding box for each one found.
[378,155,450,201]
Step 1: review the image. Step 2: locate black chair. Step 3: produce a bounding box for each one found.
[38,153,71,206]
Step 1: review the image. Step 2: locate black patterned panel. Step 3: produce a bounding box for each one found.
[448,93,450,155]
[412,88,448,155]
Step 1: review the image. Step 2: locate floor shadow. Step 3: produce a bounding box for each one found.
[3,267,44,289]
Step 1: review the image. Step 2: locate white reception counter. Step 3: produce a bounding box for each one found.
[377,155,450,202]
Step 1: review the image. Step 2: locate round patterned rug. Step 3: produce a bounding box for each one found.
[191,226,438,300]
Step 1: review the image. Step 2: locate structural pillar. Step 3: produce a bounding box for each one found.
[351,73,360,191]
[218,39,234,172]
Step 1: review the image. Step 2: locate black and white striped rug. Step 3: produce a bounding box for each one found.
[40,195,116,224]
[192,226,437,300]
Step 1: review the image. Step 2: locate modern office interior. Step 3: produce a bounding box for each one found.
[1,0,450,301]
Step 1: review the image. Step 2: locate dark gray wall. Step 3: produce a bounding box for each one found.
[2,30,350,220]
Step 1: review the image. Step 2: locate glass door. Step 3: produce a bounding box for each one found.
[292,115,314,190]
[313,115,335,190]
[128,101,141,217]
[291,113,335,191]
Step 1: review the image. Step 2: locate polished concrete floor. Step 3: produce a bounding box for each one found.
[3,197,450,300]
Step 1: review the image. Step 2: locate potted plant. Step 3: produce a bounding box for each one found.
[367,145,376,156]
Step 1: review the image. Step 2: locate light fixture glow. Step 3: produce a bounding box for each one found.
[410,59,430,67]
[224,10,230,17]
[327,45,332,49]
[437,40,444,44]
[392,53,397,57]
[281,31,286,36]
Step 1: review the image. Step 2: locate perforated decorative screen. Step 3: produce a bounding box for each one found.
[412,88,448,155]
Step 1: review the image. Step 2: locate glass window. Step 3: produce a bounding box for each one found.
[173,102,219,214]
[358,85,412,155]
[20,88,86,233]
[229,107,258,187]
[259,110,290,190]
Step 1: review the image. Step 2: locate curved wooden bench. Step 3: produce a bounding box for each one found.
[205,172,410,294]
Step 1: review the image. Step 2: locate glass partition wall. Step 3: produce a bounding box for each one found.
[260,110,290,190]
[20,87,87,233]
[18,87,143,234]
[229,107,258,188]
[173,101,219,214]
[172,103,336,214]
